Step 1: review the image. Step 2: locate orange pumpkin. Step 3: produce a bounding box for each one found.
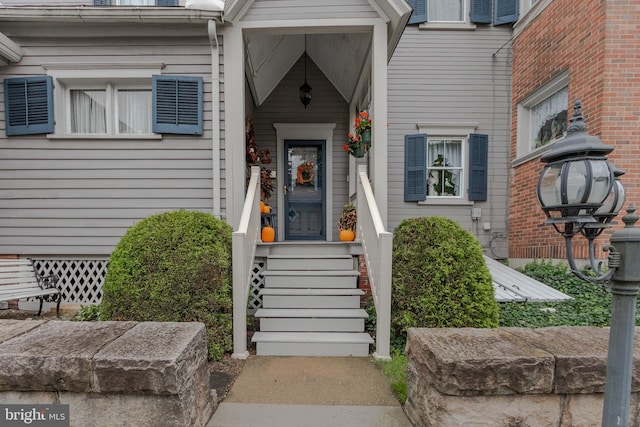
[339,229,355,241]
[262,226,275,242]
[260,201,266,213]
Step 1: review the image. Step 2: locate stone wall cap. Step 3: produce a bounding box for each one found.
[0,321,136,392]
[507,326,640,393]
[93,322,207,395]
[407,328,555,396]
[0,319,47,344]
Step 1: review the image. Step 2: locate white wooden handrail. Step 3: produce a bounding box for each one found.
[231,166,261,359]
[356,164,392,360]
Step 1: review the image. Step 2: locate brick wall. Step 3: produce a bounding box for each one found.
[509,0,639,262]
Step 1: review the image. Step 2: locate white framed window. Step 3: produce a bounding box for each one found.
[427,138,464,198]
[420,0,477,30]
[412,122,483,205]
[515,71,569,163]
[67,84,152,135]
[43,62,164,139]
[428,0,465,23]
[114,0,155,5]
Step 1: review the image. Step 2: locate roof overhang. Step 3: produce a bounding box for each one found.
[0,6,222,24]
[369,0,411,61]
[225,0,411,62]
[0,32,23,66]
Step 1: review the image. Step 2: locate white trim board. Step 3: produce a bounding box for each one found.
[274,123,336,242]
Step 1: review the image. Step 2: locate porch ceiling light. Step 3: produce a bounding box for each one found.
[300,35,312,109]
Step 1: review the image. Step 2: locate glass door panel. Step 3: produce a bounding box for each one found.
[284,140,325,240]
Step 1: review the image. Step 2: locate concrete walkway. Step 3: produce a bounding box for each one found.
[207,356,414,427]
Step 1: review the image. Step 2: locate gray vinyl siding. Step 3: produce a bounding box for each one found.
[252,54,350,241]
[241,0,378,21]
[0,23,221,256]
[0,1,187,5]
[0,0,92,4]
[387,25,512,258]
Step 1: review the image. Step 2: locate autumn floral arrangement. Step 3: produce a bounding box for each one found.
[343,111,372,157]
[338,203,357,241]
[338,203,357,232]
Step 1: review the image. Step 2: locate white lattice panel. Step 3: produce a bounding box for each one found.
[249,260,265,312]
[33,259,108,305]
[23,258,262,312]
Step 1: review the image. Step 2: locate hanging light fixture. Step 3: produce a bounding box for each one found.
[299,35,312,109]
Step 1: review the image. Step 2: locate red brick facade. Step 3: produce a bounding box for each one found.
[509,0,640,261]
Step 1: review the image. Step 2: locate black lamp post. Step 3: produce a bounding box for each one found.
[536,100,639,427]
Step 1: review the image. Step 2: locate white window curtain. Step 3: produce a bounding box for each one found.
[70,89,107,134]
[117,89,151,134]
[531,86,568,149]
[427,139,462,197]
[429,0,464,22]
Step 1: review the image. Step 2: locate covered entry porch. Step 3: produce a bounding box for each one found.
[223,0,411,360]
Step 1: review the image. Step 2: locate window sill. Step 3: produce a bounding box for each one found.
[512,142,555,167]
[419,21,477,31]
[47,134,163,140]
[418,198,474,206]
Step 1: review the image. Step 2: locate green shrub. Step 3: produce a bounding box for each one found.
[100,210,233,360]
[499,260,619,328]
[75,304,101,321]
[391,217,498,341]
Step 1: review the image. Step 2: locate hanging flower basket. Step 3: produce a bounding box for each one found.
[343,111,372,158]
[359,128,371,145]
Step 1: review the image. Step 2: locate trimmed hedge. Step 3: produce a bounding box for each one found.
[391,217,499,340]
[100,210,233,360]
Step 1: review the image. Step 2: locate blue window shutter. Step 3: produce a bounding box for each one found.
[4,76,54,136]
[152,75,203,135]
[404,134,427,202]
[93,0,110,5]
[471,0,492,24]
[469,133,488,201]
[494,0,518,25]
[406,0,427,25]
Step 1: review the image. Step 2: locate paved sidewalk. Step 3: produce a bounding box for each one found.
[207,356,414,427]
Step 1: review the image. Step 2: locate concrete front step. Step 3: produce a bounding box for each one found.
[262,270,360,288]
[255,308,368,332]
[257,241,361,257]
[266,255,354,271]
[260,288,364,309]
[252,332,373,357]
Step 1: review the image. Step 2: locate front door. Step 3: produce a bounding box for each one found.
[284,140,325,240]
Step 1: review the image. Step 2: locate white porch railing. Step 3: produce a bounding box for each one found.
[231,166,261,359]
[356,164,393,360]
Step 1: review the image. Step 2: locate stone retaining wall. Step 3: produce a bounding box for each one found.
[0,320,215,427]
[406,326,640,427]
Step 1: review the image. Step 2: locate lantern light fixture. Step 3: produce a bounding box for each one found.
[299,35,312,109]
[536,100,639,427]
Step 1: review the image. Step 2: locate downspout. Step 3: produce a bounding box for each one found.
[208,20,222,218]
